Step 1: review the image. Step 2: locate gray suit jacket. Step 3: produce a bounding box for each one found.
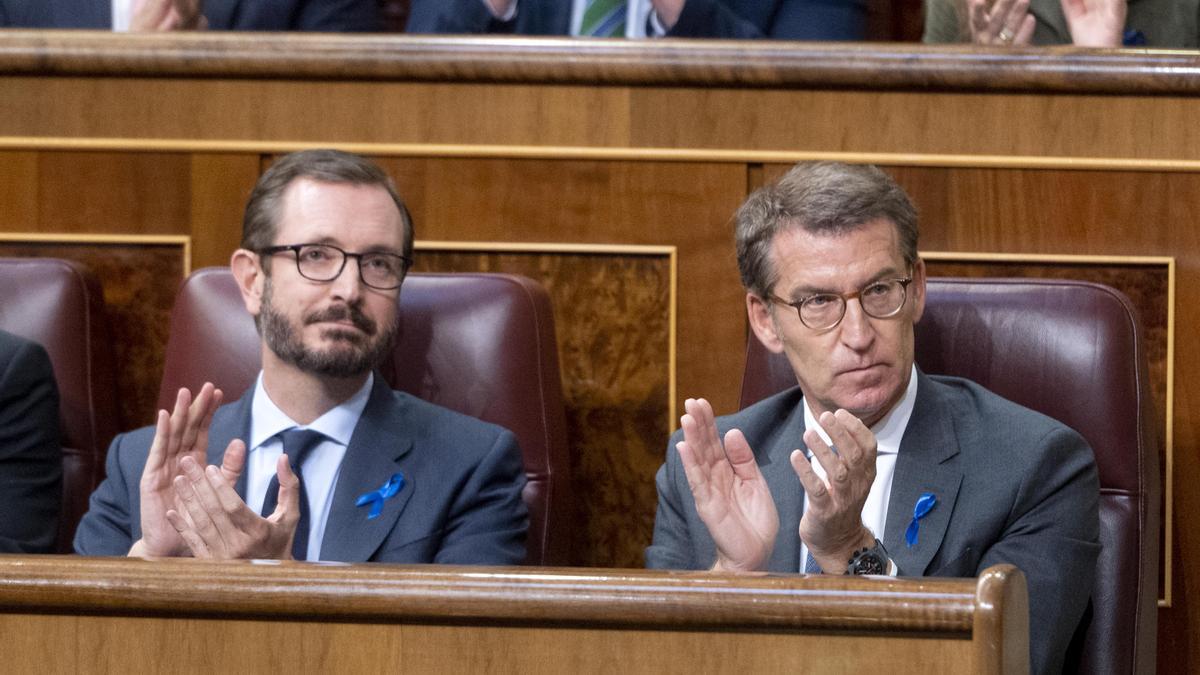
[75,376,528,564]
[646,371,1099,675]
[0,0,381,31]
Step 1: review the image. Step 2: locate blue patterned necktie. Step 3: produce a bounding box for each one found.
[580,0,626,37]
[260,428,325,561]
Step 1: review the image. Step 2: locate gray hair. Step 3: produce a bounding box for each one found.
[735,162,918,299]
[241,149,414,261]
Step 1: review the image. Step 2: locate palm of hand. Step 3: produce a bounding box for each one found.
[1062,0,1126,46]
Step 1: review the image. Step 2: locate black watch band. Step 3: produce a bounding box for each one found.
[845,538,889,575]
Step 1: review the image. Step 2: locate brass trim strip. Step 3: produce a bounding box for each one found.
[925,250,1175,607]
[9,137,1200,174]
[0,232,193,276]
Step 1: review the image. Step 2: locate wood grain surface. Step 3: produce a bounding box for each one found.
[0,32,1196,671]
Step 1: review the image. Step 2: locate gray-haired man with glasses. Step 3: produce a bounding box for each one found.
[646,162,1098,674]
[75,149,528,565]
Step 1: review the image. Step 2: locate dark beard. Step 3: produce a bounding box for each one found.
[258,278,397,378]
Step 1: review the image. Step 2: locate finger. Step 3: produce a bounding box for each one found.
[987,0,1018,34]
[219,439,246,485]
[722,429,761,482]
[173,472,224,554]
[166,508,210,558]
[804,427,847,485]
[680,400,722,467]
[790,448,831,506]
[683,398,720,454]
[143,410,172,476]
[1014,12,1036,43]
[969,0,990,36]
[166,388,194,461]
[178,457,236,551]
[1000,0,1031,40]
[180,383,214,453]
[268,454,302,524]
[203,463,253,524]
[834,409,877,465]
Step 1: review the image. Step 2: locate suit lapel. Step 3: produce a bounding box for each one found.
[320,378,414,561]
[883,372,963,575]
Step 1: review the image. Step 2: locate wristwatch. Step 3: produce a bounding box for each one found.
[846,538,890,575]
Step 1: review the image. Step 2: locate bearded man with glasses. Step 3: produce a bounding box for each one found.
[75,149,528,565]
[646,162,1099,675]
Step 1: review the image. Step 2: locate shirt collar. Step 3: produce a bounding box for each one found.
[802,364,918,456]
[249,371,374,450]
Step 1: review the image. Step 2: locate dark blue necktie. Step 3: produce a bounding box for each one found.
[260,428,325,561]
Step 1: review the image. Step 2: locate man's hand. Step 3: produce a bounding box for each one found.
[650,0,685,30]
[676,398,779,573]
[131,384,239,557]
[792,409,878,573]
[965,0,1036,45]
[482,0,517,19]
[166,451,302,560]
[130,0,207,31]
[1061,0,1125,47]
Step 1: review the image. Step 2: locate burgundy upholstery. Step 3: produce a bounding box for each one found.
[740,277,1159,675]
[0,257,118,553]
[157,268,571,565]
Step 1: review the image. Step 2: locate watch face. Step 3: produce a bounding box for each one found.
[854,553,887,575]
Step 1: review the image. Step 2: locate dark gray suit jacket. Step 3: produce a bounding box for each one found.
[75,376,528,564]
[406,0,867,40]
[0,330,62,553]
[0,0,381,31]
[646,371,1099,675]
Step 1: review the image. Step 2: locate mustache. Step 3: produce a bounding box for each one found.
[304,303,377,335]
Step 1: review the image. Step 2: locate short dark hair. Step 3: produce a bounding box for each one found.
[734,162,918,299]
[241,149,414,260]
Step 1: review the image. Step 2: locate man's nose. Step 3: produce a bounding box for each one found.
[839,298,876,349]
[329,257,365,301]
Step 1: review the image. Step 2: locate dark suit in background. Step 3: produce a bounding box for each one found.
[75,376,528,563]
[647,372,1099,675]
[0,0,381,31]
[407,0,868,40]
[0,330,62,554]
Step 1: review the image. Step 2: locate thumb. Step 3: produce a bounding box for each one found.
[270,454,302,523]
[219,439,247,485]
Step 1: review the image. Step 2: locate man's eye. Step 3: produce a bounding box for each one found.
[364,256,398,273]
[805,295,837,308]
[864,282,891,297]
[301,248,331,262]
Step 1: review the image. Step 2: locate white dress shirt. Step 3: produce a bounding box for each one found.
[246,372,372,561]
[798,364,918,573]
[112,0,132,31]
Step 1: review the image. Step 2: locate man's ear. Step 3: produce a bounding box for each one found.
[909,257,927,324]
[746,292,785,354]
[230,248,265,316]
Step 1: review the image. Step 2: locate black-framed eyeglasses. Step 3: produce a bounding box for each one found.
[769,275,914,331]
[258,243,413,291]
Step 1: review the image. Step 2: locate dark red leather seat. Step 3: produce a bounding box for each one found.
[740,277,1159,675]
[0,257,118,553]
[157,268,571,565]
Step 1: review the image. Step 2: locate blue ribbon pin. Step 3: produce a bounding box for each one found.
[355,472,405,520]
[905,492,937,548]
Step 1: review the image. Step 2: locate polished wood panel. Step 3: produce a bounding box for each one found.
[0,556,1028,674]
[415,249,671,568]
